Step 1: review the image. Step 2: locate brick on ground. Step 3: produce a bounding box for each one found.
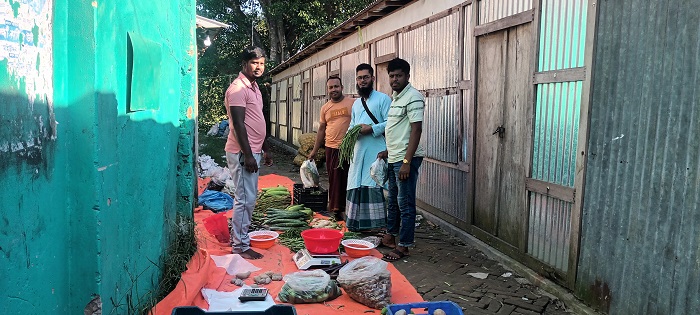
[496,304,517,315]
[515,288,540,300]
[487,299,503,312]
[513,307,542,315]
[486,288,523,298]
[503,297,546,313]
[440,261,466,274]
[423,287,446,300]
[459,304,497,315]
[533,297,550,307]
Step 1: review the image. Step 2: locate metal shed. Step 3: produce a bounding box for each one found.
[269,0,700,313]
[576,0,700,313]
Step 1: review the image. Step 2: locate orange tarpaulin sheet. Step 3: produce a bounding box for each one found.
[152,175,423,314]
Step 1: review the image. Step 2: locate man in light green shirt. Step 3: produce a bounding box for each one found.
[379,58,424,261]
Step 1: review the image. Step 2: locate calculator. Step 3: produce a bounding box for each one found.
[238,288,269,302]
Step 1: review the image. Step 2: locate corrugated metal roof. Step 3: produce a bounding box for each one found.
[269,0,417,75]
[196,15,230,29]
[577,0,700,313]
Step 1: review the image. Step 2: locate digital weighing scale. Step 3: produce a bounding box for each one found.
[293,248,342,269]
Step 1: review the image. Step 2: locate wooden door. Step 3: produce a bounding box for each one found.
[474,23,534,249]
[374,62,392,96]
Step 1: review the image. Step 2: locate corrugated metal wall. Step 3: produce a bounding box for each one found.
[528,192,572,272]
[376,36,396,57]
[313,65,327,97]
[311,99,325,132]
[577,0,700,313]
[398,10,466,222]
[538,0,587,72]
[461,91,471,162]
[423,94,460,163]
[330,58,340,72]
[270,83,277,137]
[527,0,587,275]
[399,12,460,90]
[531,81,582,187]
[278,80,288,142]
[291,75,302,146]
[340,49,369,93]
[478,0,532,24]
[417,161,469,221]
[462,6,473,81]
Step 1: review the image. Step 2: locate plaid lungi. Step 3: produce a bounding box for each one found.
[345,186,386,231]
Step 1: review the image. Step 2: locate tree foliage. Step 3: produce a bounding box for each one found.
[197,0,373,130]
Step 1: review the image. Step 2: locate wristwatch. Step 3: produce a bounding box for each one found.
[402,158,409,164]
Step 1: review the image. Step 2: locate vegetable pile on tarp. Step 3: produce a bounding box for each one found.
[278,270,342,304]
[263,205,312,231]
[277,227,307,252]
[254,185,291,213]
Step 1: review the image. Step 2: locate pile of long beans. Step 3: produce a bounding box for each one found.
[338,124,363,167]
[278,227,308,252]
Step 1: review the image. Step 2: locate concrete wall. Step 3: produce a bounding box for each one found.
[0,0,196,313]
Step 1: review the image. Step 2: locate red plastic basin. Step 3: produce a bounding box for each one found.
[301,228,343,254]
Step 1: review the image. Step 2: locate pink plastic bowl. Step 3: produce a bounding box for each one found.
[301,228,344,254]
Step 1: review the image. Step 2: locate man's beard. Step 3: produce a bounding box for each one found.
[356,82,374,98]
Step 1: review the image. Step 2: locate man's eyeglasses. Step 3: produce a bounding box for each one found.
[356,75,372,81]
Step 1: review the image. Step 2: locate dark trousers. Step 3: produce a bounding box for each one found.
[325,147,349,212]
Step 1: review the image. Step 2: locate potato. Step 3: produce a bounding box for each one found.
[255,274,272,285]
[271,273,283,281]
[236,271,251,279]
[433,309,446,315]
[230,278,244,286]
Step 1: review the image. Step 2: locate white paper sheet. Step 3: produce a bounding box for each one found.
[210,254,261,275]
[201,287,275,312]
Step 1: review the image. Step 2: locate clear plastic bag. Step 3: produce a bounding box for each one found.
[278,270,342,304]
[337,256,392,309]
[222,179,236,196]
[300,160,320,188]
[212,167,231,185]
[370,158,388,187]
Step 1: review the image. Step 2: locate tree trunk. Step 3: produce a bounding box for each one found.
[258,0,280,63]
[261,17,276,63]
[276,19,289,61]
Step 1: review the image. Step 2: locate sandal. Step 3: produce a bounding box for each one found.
[382,249,409,261]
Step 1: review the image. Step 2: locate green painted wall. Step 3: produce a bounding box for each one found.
[0,0,196,313]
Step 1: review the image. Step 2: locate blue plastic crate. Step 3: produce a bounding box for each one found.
[387,301,463,315]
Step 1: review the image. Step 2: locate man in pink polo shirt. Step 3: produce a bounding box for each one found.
[225,46,272,259]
